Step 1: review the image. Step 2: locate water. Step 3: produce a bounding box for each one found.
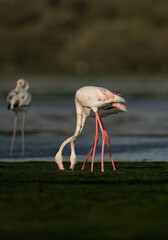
[0,76,168,163]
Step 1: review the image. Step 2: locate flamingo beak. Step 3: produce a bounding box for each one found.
[57,162,65,170]
[113,103,128,112]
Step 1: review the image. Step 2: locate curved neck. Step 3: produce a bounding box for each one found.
[24,81,30,90]
[70,111,88,156]
[58,111,83,155]
[58,104,88,158]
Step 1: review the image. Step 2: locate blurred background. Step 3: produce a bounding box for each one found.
[0,0,168,74]
[0,0,168,161]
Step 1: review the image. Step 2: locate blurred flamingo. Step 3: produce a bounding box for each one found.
[7,79,32,157]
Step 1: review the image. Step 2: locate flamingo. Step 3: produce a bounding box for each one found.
[7,79,32,157]
[55,86,127,172]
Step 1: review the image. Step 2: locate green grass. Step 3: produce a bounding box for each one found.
[0,162,168,240]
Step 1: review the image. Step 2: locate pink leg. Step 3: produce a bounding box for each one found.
[100,118,116,171]
[95,112,106,172]
[81,144,94,170]
[101,132,105,172]
[81,117,99,171]
[91,117,99,171]
[104,131,116,170]
[82,111,116,172]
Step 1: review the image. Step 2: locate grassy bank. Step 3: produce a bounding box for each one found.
[0,162,167,240]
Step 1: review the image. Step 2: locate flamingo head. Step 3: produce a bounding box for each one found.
[55,152,65,170]
[17,79,25,87]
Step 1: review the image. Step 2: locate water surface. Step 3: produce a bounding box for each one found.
[0,76,168,163]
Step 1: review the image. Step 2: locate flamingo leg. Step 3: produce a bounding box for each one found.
[82,111,116,172]
[91,117,99,171]
[99,118,116,171]
[81,144,94,170]
[10,113,18,157]
[101,133,105,172]
[95,112,106,172]
[104,131,116,171]
[22,112,26,158]
[81,116,99,171]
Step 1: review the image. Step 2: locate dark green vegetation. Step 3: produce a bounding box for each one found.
[0,0,168,74]
[0,162,167,240]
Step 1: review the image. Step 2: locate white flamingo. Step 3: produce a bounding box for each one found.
[7,79,32,157]
[55,86,127,172]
